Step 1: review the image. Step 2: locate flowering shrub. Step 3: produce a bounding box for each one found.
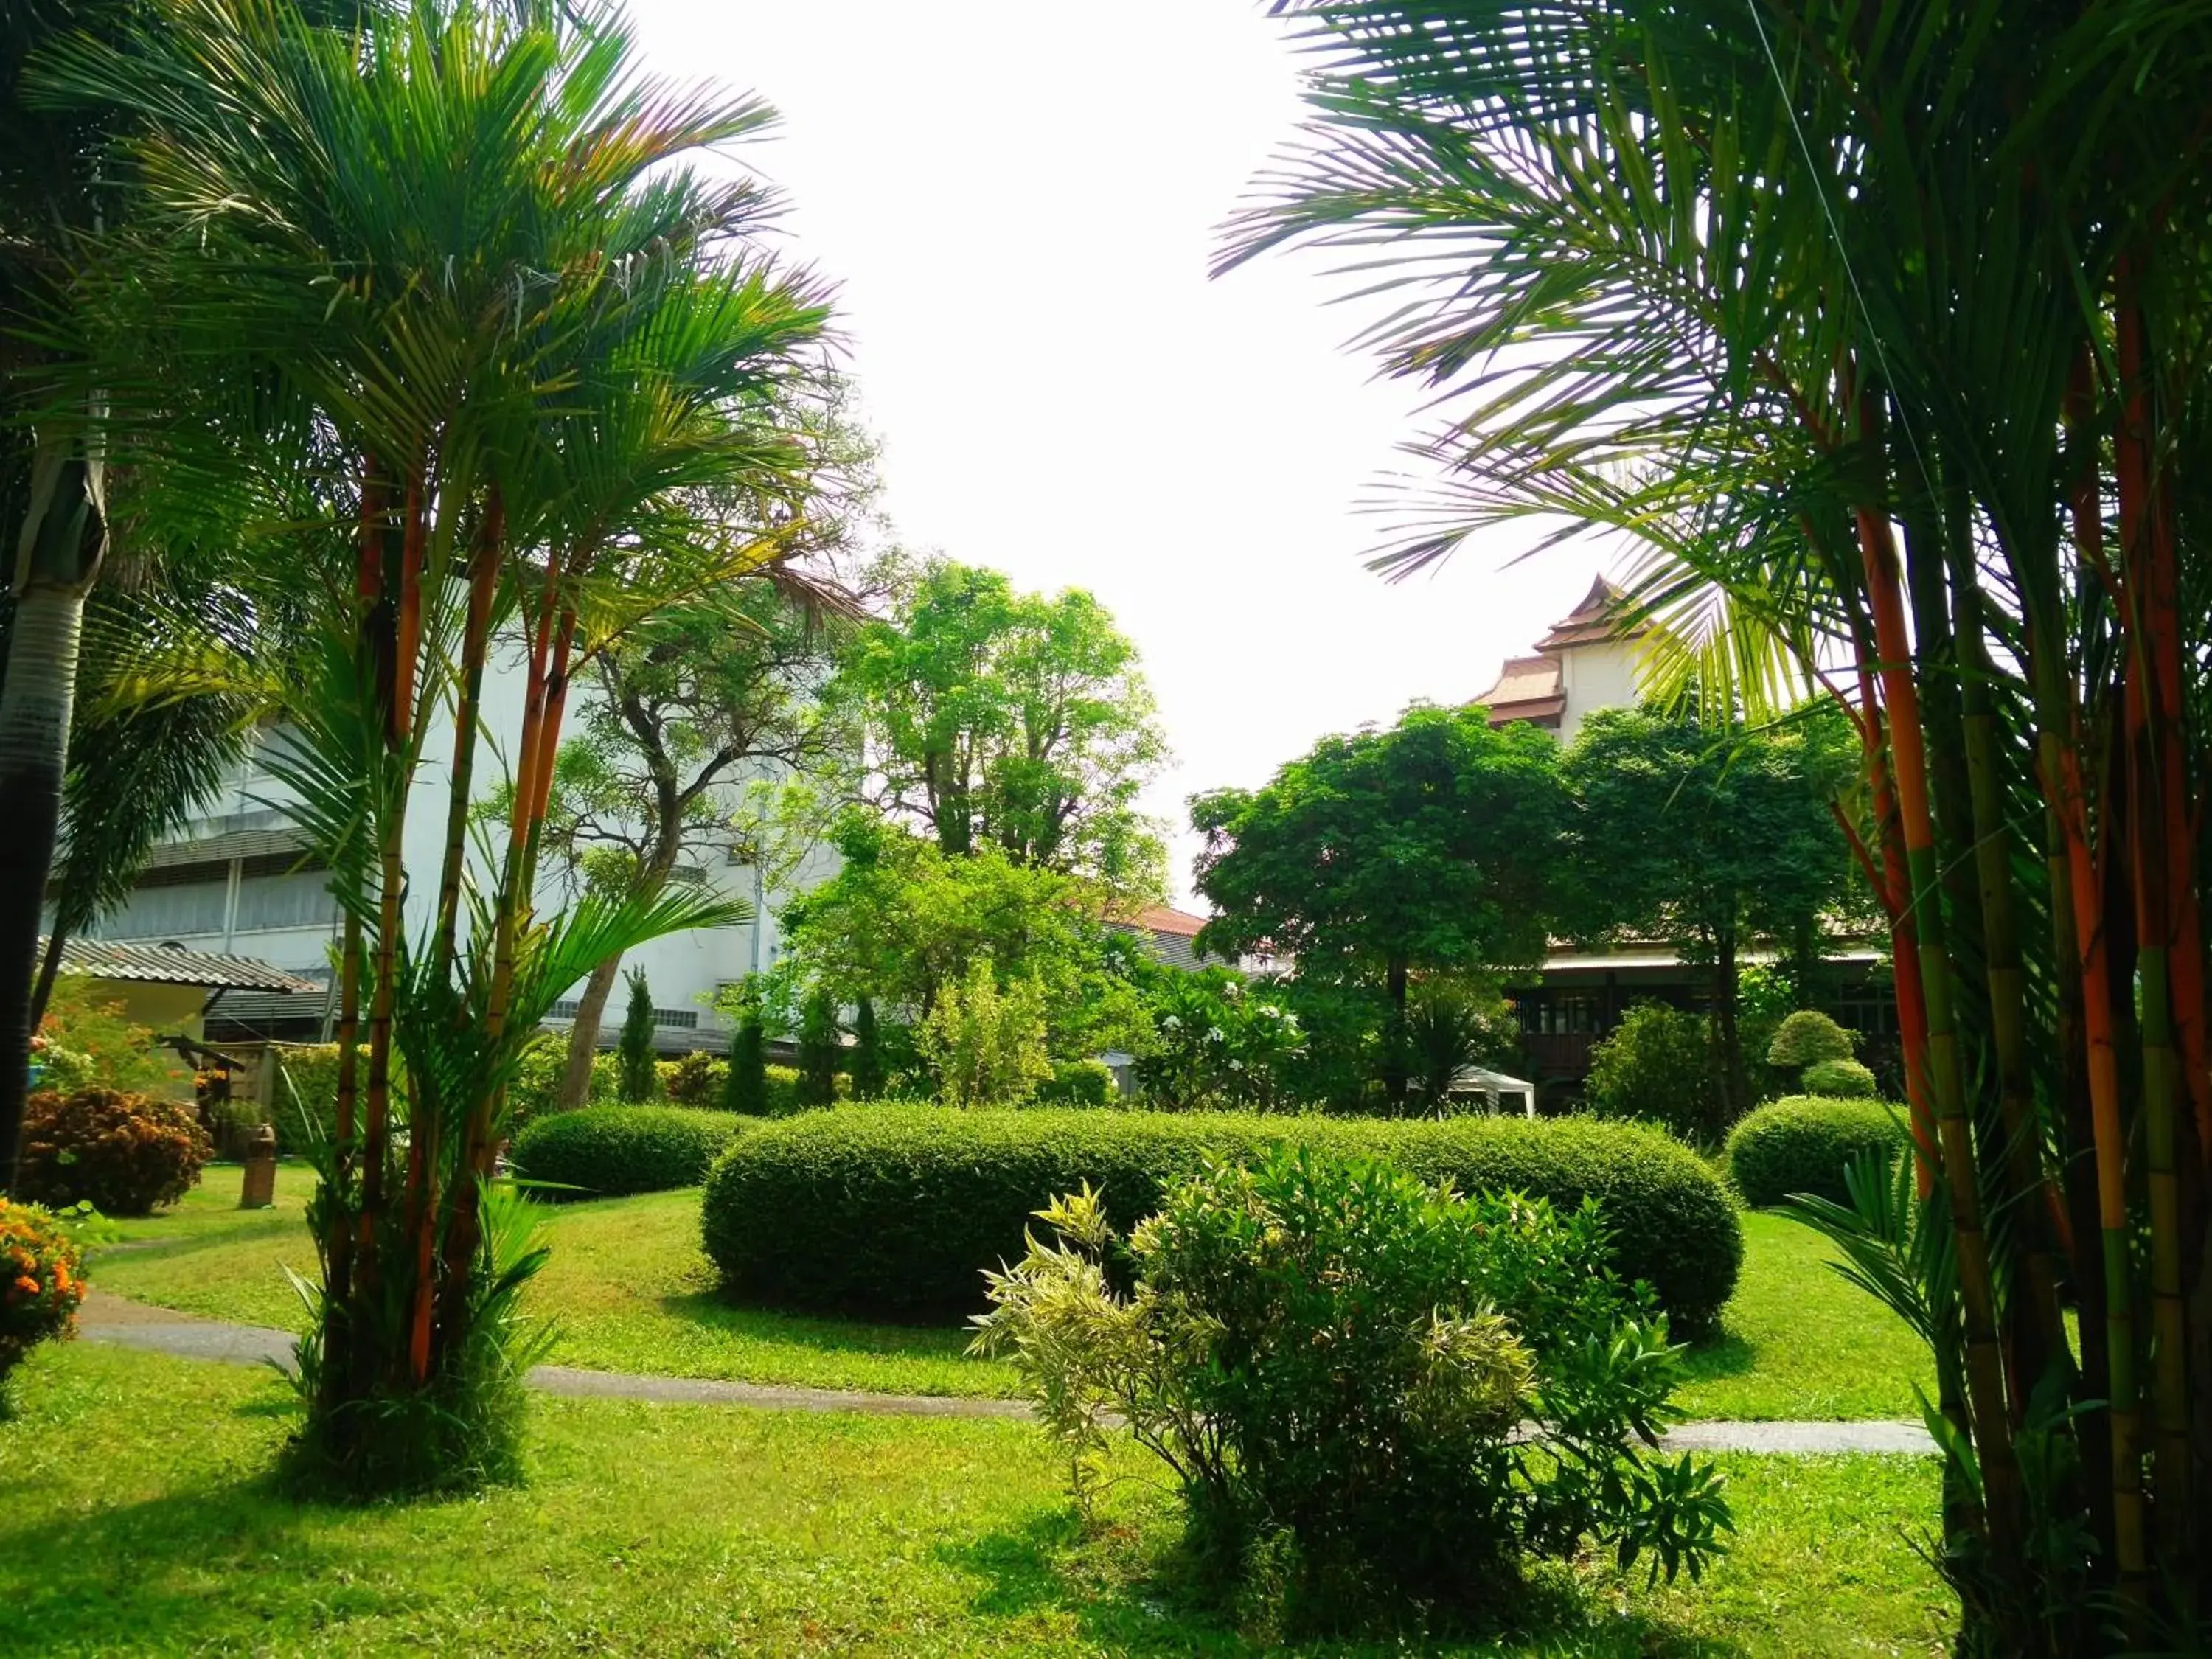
[17,1088,212,1216]
[1,1199,87,1388]
[1135,969,1304,1110]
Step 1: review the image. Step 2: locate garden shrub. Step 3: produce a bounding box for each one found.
[1584,1002,1723,1145]
[973,1148,1730,1618]
[509,1105,746,1198]
[1726,1095,1912,1208]
[1801,1057,1878,1099]
[276,1035,610,1150]
[1036,1057,1116,1107]
[1765,1009,1855,1071]
[918,957,1053,1107]
[0,1198,86,1392]
[797,990,841,1106]
[16,1088,212,1215]
[617,967,659,1102]
[662,1051,725,1105]
[702,1106,1742,1335]
[724,1006,769,1115]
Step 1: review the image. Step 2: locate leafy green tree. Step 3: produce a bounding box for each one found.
[534,574,854,1109]
[836,559,1167,895]
[796,988,840,1107]
[616,967,657,1103]
[849,995,886,1100]
[775,813,1147,1060]
[1192,705,1565,1100]
[1583,1004,1723,1149]
[1560,706,1861,1123]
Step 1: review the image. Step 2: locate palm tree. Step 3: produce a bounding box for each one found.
[1229,1,2212,1646]
[45,0,831,1490]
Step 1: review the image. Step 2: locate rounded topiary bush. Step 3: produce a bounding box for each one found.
[509,1105,746,1198]
[18,1088,212,1215]
[702,1107,1742,1336]
[1726,1095,1912,1208]
[1766,1009,1855,1071]
[1801,1057,1878,1099]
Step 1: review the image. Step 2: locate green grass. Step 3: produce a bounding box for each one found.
[93,1169,1935,1419]
[2,1340,1953,1655]
[1675,1211,1935,1422]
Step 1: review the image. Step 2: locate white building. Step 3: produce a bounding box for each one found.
[74,649,835,1053]
[1468,575,1645,745]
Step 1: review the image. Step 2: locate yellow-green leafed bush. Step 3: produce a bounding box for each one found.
[1726,1096,1912,1208]
[702,1107,1742,1335]
[973,1148,1728,1615]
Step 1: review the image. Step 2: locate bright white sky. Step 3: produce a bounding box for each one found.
[627,0,1609,903]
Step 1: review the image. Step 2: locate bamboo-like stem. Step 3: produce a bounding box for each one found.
[2114,274,2192,1568]
[432,487,502,975]
[1950,538,2070,1399]
[1857,653,1938,1192]
[1853,387,2019,1561]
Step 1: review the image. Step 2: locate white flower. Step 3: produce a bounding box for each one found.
[1206,1026,1226,1044]
[1228,1059,1245,1071]
[1161,1014,1181,1032]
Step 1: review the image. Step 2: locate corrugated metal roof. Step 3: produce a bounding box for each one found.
[50,938,321,993]
[144,824,312,871]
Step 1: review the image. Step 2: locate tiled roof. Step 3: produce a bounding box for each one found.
[1131,905,1208,939]
[49,938,321,994]
[1534,575,1641,652]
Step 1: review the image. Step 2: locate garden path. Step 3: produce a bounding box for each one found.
[73,1289,1935,1453]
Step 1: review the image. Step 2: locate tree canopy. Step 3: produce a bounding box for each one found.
[1191,703,1567,1006]
[835,559,1166,895]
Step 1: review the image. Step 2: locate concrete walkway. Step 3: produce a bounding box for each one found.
[74,1290,1933,1455]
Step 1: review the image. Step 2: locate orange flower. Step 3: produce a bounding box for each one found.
[13,1275,38,1296]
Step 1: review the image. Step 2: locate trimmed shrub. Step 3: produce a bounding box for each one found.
[1766,1009,1855,1071]
[509,1105,746,1198]
[724,1012,769,1115]
[850,998,887,1100]
[797,990,841,1107]
[702,1106,1742,1335]
[1036,1057,1116,1107]
[0,1198,86,1390]
[1726,1095,1912,1208]
[17,1088,212,1215]
[617,967,658,1102]
[1801,1057,1878,1099]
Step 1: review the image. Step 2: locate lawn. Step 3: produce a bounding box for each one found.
[93,1166,1935,1418]
[2,1340,1952,1656]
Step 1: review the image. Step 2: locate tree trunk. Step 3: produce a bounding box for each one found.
[0,442,107,1192]
[1712,926,1744,1138]
[557,954,624,1110]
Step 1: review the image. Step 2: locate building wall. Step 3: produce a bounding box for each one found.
[84,639,841,1051]
[1556,640,1644,743]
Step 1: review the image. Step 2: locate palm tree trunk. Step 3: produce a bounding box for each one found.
[0,442,105,1193]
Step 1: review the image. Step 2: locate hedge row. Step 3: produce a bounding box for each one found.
[509,1105,748,1198]
[1725,1096,1913,1208]
[701,1107,1742,1336]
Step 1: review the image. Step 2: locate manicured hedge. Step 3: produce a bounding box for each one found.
[509,1105,747,1199]
[1726,1096,1912,1209]
[701,1107,1742,1336]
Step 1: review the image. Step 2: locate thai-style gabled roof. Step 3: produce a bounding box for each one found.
[46,938,321,995]
[1532,575,1639,651]
[1470,653,1565,726]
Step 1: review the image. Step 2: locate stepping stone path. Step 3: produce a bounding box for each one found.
[74,1290,1934,1454]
